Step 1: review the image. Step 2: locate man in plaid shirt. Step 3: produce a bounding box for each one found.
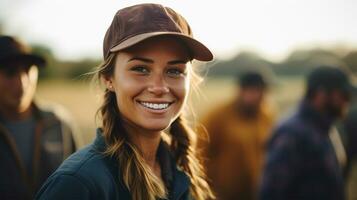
[259,66,356,200]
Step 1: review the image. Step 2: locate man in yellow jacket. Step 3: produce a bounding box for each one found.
[199,72,276,200]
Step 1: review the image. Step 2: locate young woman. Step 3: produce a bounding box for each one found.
[36,3,214,200]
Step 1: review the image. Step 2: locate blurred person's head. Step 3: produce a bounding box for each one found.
[0,36,45,120]
[305,66,355,119]
[93,4,213,200]
[236,71,267,117]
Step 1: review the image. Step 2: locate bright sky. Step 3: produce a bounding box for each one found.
[1,0,357,61]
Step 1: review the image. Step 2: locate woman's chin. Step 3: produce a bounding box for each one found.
[143,125,169,132]
[139,120,172,132]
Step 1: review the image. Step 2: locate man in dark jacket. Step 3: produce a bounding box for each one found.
[336,88,357,198]
[0,36,79,200]
[259,66,355,200]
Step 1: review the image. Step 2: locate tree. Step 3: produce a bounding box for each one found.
[343,51,357,74]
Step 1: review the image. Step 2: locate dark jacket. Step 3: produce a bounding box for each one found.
[0,103,77,200]
[259,101,345,200]
[35,129,192,200]
[337,103,357,177]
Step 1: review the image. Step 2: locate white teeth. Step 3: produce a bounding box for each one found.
[140,102,170,110]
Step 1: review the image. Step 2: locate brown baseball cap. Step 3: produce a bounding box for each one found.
[103,3,213,61]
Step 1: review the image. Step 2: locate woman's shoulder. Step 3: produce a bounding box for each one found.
[56,144,111,178]
[35,135,125,199]
[55,129,118,178]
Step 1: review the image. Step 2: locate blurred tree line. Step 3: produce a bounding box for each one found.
[30,45,101,80]
[0,21,102,80]
[27,43,357,80]
[206,49,357,78]
[0,20,356,80]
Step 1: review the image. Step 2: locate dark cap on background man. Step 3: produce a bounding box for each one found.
[103,3,213,61]
[307,66,357,94]
[239,71,267,88]
[0,36,46,68]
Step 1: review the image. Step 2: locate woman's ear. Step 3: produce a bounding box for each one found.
[102,75,115,92]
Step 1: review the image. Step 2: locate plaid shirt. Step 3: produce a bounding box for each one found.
[259,101,345,200]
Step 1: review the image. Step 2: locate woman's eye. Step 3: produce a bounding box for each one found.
[130,66,150,74]
[167,68,186,77]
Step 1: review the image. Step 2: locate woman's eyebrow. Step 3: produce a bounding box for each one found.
[128,57,154,63]
[128,57,188,65]
[168,60,188,65]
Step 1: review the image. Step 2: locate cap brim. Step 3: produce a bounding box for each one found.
[110,32,213,61]
[0,54,46,67]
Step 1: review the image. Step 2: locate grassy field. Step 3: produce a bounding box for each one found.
[36,79,101,144]
[36,76,305,143]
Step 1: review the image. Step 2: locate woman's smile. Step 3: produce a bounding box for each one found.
[137,100,173,111]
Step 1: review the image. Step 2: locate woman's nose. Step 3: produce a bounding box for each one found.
[147,74,170,95]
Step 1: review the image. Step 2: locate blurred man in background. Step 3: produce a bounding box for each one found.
[336,86,357,199]
[259,66,354,200]
[0,36,79,200]
[199,71,276,200]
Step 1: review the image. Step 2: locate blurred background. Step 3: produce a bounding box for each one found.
[1,0,357,198]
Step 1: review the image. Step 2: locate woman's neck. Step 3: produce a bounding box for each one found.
[123,121,162,168]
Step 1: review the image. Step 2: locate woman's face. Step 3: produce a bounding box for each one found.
[107,37,191,132]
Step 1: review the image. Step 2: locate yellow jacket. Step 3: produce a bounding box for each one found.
[199,100,275,200]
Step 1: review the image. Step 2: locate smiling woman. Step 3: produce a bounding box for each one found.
[35,3,214,200]
[105,37,191,132]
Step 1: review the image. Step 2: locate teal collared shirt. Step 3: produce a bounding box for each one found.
[35,129,191,200]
